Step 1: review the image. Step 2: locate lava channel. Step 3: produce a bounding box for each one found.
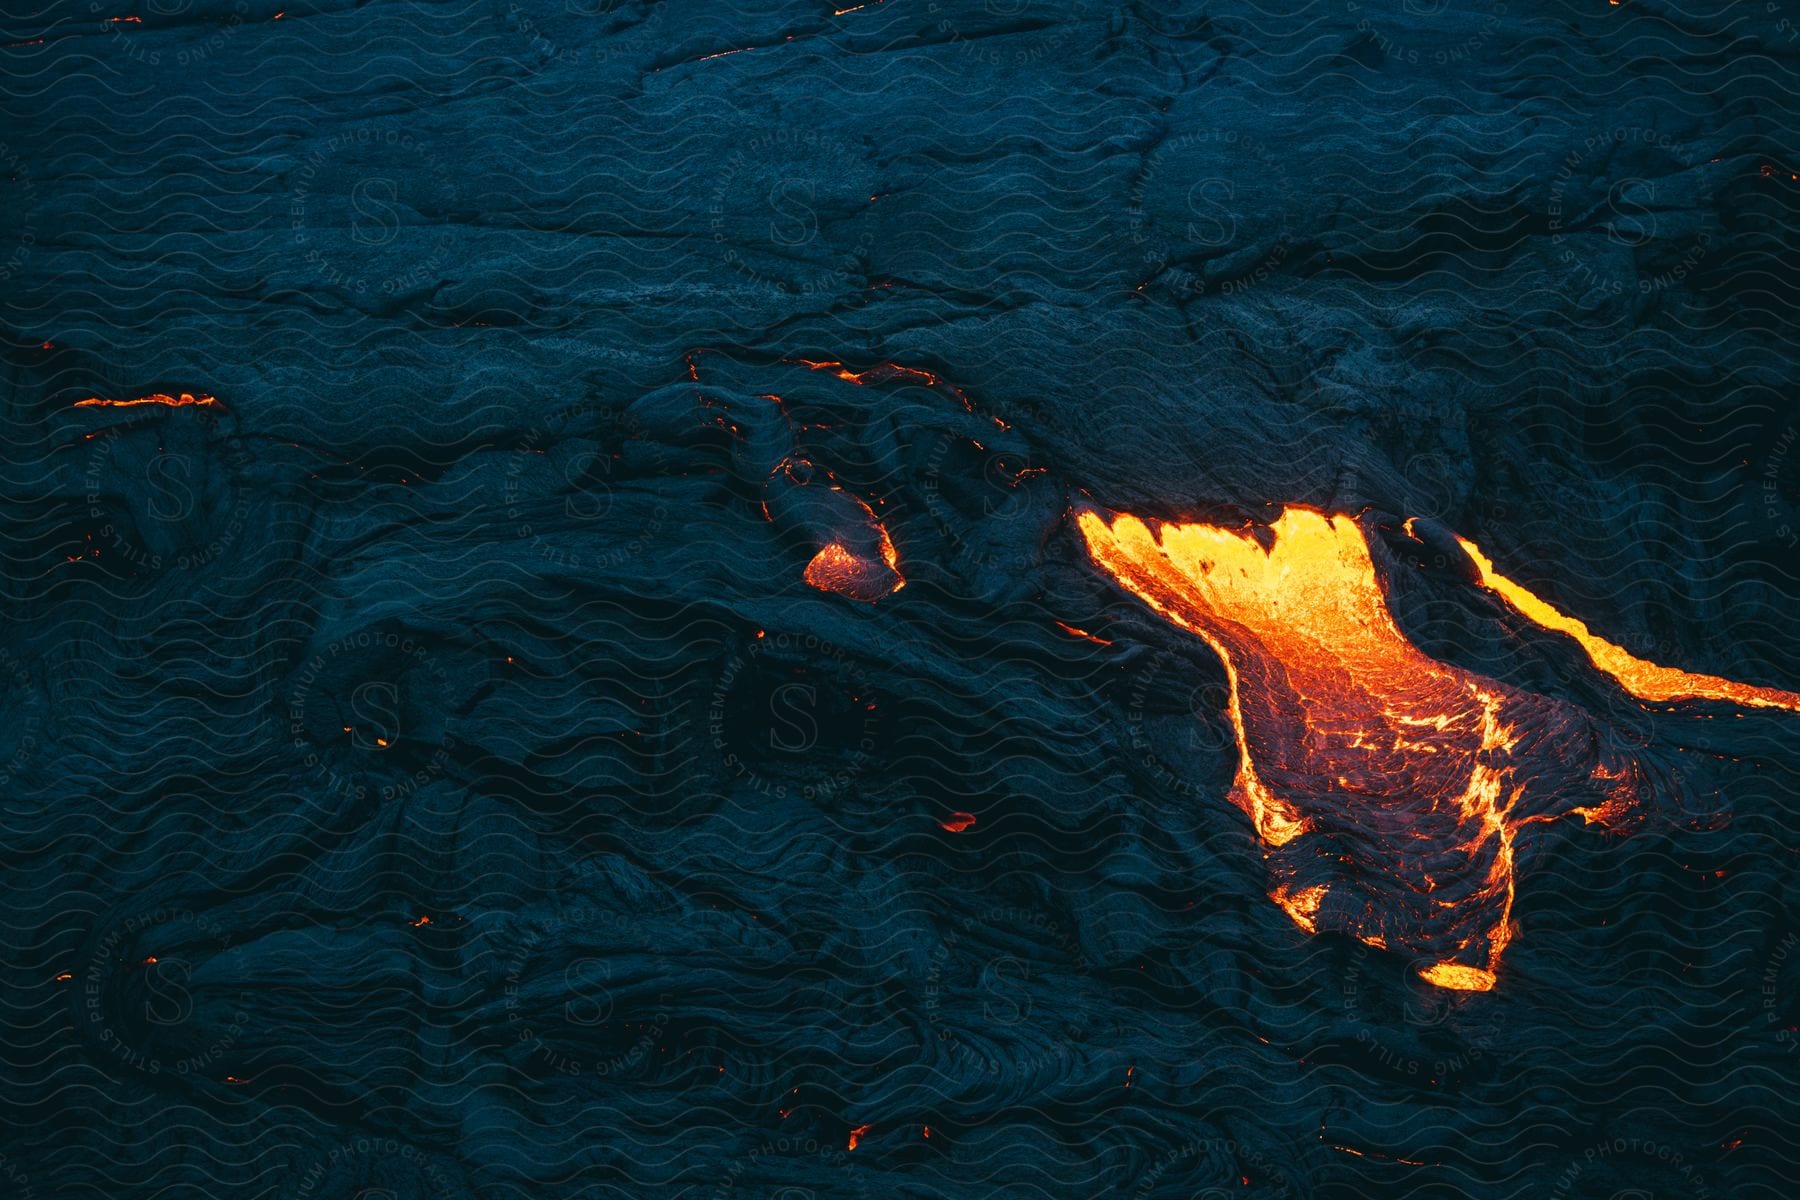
[74,392,218,409]
[1076,505,1665,991]
[1454,531,1800,713]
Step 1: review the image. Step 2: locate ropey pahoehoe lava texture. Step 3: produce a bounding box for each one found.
[3,2,1800,1198]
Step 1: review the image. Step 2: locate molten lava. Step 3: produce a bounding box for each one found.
[789,355,976,412]
[804,539,900,601]
[74,392,218,409]
[1076,505,1655,990]
[793,485,902,602]
[1455,535,1800,713]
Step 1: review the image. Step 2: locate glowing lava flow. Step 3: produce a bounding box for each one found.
[1455,535,1800,713]
[1076,505,1649,991]
[772,464,903,602]
[803,524,902,602]
[74,392,218,409]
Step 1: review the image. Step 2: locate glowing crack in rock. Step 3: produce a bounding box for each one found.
[74,392,218,409]
[1076,505,1662,991]
[1454,532,1800,713]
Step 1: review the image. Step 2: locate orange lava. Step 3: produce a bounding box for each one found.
[790,357,974,410]
[847,1124,872,1151]
[803,539,902,602]
[800,495,903,602]
[1270,883,1327,934]
[75,392,217,409]
[1076,505,1653,989]
[1053,620,1113,646]
[1416,962,1497,992]
[1456,535,1800,713]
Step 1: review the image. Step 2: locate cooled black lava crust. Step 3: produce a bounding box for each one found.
[2,2,1798,1198]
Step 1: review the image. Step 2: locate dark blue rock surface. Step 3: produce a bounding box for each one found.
[2,1,1798,1197]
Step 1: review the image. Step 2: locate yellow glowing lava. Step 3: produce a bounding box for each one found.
[1075,506,1610,991]
[1416,962,1497,992]
[1271,883,1328,933]
[1081,502,1800,990]
[1456,536,1800,713]
[1076,506,1439,850]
